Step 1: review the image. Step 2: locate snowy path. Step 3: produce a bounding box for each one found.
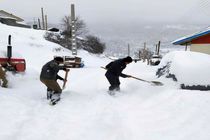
[1,62,210,140]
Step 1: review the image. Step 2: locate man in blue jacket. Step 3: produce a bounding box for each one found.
[40,56,67,105]
[105,56,133,95]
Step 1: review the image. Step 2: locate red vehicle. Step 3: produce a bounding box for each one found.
[0,35,26,72]
[0,57,26,72]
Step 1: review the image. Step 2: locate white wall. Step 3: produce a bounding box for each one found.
[190,44,210,55]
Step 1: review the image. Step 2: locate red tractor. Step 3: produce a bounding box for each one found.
[0,35,26,72]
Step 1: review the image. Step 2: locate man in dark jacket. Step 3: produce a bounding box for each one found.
[40,56,67,104]
[105,56,133,94]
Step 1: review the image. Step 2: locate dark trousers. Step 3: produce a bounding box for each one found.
[105,73,120,91]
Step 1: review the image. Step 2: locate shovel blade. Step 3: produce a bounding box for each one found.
[151,81,163,86]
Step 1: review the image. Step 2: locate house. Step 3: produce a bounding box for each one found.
[0,10,30,28]
[172,27,210,55]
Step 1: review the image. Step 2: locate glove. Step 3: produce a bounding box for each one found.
[63,68,70,72]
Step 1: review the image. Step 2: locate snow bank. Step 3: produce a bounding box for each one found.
[157,51,210,87]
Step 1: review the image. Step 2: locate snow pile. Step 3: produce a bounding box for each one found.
[157,51,210,88]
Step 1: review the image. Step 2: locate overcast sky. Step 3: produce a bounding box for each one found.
[1,0,210,26]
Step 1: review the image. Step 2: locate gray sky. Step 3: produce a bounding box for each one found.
[1,0,210,25]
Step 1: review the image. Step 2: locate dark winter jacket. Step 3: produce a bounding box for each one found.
[40,60,64,80]
[105,59,128,78]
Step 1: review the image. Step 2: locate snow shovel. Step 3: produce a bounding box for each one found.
[101,66,163,86]
[62,69,70,89]
[130,76,163,86]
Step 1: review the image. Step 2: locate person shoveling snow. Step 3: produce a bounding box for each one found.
[40,56,69,105]
[104,56,133,95]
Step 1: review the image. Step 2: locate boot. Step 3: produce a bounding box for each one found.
[47,91,53,100]
[50,93,61,105]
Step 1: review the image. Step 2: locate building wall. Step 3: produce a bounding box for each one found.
[191,34,210,44]
[190,44,210,55]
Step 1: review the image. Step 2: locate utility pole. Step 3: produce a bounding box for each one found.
[45,15,48,30]
[128,43,130,56]
[71,4,77,55]
[41,7,45,30]
[157,41,161,55]
[143,42,146,62]
[38,18,41,29]
[144,42,146,50]
[155,44,158,55]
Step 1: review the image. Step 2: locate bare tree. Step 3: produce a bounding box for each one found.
[61,16,88,37]
[135,48,153,65]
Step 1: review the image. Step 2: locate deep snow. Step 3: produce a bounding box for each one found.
[0,23,210,140]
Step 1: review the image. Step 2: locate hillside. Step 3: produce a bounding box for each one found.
[0,23,210,140]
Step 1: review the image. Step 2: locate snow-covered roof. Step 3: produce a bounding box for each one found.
[0,10,24,22]
[0,16,17,20]
[172,27,210,45]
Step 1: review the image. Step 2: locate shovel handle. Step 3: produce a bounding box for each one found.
[62,69,70,89]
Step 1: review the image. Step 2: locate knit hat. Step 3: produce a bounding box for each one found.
[54,56,64,62]
[123,56,133,63]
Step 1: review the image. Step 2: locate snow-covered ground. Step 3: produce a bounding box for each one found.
[0,23,210,140]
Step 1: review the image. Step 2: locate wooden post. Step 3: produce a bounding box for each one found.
[45,15,48,30]
[41,7,45,30]
[185,43,188,51]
